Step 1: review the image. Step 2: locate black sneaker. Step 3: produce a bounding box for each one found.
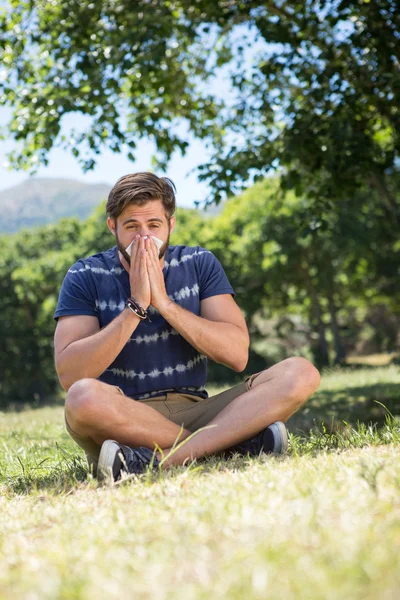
[97,440,160,482]
[227,421,288,457]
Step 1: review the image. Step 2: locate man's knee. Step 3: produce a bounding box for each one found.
[283,357,320,407]
[65,378,100,428]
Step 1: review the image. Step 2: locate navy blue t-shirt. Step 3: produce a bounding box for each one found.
[54,245,235,400]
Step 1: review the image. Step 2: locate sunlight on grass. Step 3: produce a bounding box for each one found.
[0,364,399,598]
[0,444,399,599]
[346,352,399,366]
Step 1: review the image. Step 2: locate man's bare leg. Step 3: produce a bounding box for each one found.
[65,357,320,467]
[160,357,320,467]
[65,380,192,450]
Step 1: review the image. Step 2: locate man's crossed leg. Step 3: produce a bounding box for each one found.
[64,357,320,479]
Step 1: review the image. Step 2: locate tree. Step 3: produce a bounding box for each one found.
[197,1,400,216]
[0,177,398,404]
[0,0,223,171]
[0,218,84,404]
[204,176,399,367]
[1,1,398,215]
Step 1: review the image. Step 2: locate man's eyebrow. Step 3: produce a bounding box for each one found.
[122,217,164,225]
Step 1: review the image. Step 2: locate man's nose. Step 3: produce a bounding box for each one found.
[138,227,151,237]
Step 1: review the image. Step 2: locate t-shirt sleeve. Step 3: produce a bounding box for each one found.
[54,261,98,321]
[196,248,235,301]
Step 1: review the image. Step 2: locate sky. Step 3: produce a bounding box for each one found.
[0,106,211,208]
[0,23,268,209]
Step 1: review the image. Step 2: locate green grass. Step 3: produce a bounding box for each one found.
[288,363,400,432]
[0,365,399,599]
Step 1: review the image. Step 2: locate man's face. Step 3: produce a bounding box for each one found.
[107,199,176,265]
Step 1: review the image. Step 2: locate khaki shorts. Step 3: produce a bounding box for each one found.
[65,370,265,472]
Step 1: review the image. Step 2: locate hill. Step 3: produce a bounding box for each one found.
[0,177,222,233]
[0,178,111,233]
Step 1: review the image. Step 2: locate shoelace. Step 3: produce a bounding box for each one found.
[120,446,159,474]
[228,434,261,456]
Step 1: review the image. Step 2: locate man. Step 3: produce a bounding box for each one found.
[54,172,320,481]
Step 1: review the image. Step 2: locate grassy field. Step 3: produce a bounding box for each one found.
[0,364,399,599]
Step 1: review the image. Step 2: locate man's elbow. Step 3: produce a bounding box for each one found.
[55,359,74,393]
[234,333,250,372]
[57,370,72,393]
[60,379,73,393]
[232,348,249,373]
[233,359,248,373]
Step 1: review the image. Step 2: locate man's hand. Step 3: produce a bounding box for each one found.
[145,237,171,311]
[120,235,151,309]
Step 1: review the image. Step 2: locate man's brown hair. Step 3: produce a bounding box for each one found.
[106,172,176,220]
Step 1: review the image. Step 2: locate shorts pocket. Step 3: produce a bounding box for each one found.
[165,394,203,415]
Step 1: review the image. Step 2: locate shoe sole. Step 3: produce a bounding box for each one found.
[97,440,121,482]
[268,421,288,454]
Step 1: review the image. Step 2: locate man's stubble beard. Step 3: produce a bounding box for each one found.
[115,222,171,266]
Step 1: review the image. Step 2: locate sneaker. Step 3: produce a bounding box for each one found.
[97,440,160,482]
[227,421,288,457]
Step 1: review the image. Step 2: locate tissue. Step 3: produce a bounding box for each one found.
[126,236,164,257]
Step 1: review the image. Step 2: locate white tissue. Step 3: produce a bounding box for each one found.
[125,236,164,257]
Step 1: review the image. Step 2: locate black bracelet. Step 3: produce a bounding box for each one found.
[125,297,148,320]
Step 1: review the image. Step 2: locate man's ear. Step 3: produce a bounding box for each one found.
[169,216,176,234]
[107,217,116,237]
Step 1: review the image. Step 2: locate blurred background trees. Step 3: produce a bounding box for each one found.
[0,1,399,404]
[1,1,398,210]
[1,175,399,404]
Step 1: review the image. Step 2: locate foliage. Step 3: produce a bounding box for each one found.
[199,0,400,213]
[0,218,84,402]
[1,171,399,403]
[0,0,223,171]
[170,206,211,247]
[0,202,117,403]
[1,1,399,216]
[203,176,400,367]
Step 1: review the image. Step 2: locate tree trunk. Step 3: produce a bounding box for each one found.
[300,263,330,367]
[311,292,330,368]
[367,174,399,225]
[327,289,346,364]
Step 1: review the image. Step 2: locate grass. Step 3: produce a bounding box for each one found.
[0,364,399,598]
[289,363,400,431]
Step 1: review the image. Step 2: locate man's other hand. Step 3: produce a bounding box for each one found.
[146,236,171,311]
[121,235,151,310]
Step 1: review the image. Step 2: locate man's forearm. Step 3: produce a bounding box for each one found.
[56,309,142,391]
[159,300,249,372]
